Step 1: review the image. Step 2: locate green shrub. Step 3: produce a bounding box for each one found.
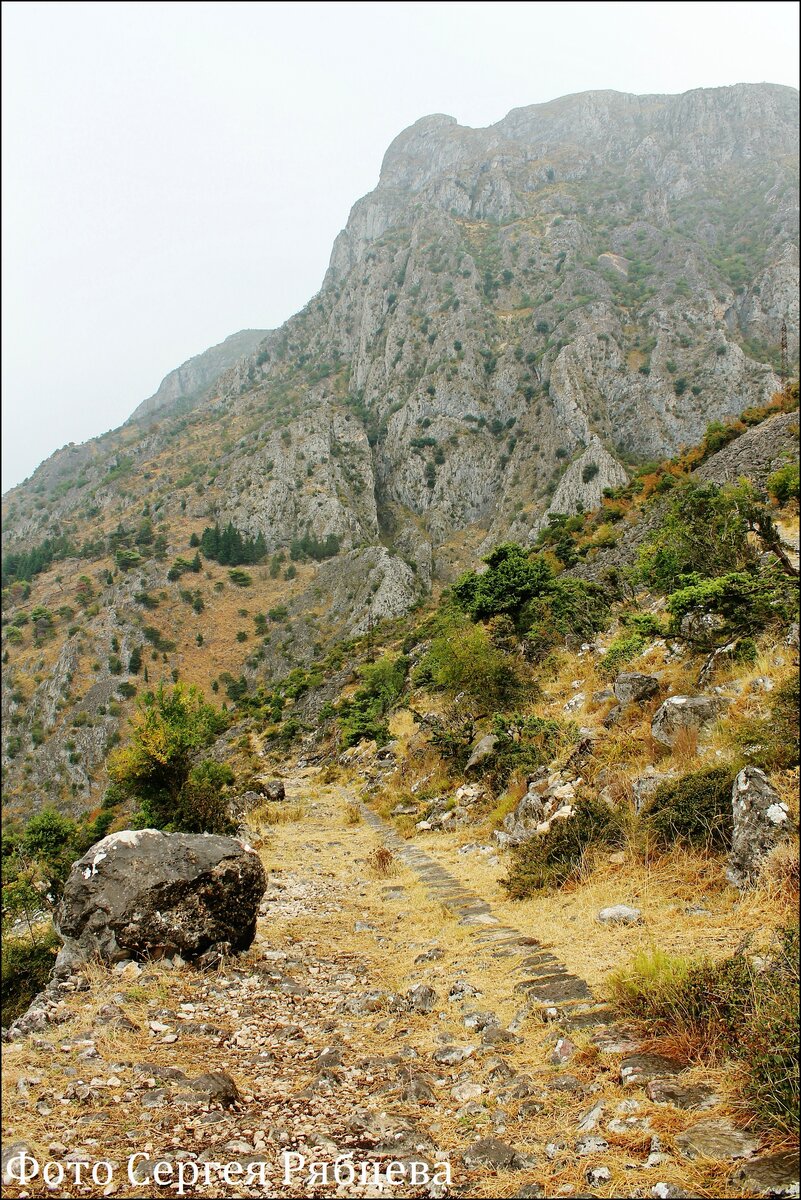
[337,654,409,749]
[228,568,252,587]
[734,674,800,771]
[487,712,576,788]
[502,796,623,896]
[766,462,800,505]
[638,481,762,591]
[666,569,798,642]
[425,622,530,710]
[452,543,552,622]
[1,929,60,1026]
[108,683,228,830]
[599,631,645,676]
[174,760,236,835]
[642,766,735,850]
[609,928,799,1133]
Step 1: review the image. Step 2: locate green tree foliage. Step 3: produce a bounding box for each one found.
[638,481,769,591]
[767,462,800,505]
[666,568,798,641]
[108,683,229,830]
[199,522,267,566]
[424,622,530,710]
[1,534,75,589]
[452,543,553,621]
[452,541,609,655]
[337,654,408,748]
[289,532,341,561]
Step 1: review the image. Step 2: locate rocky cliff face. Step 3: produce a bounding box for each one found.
[2,83,799,815]
[128,329,269,422]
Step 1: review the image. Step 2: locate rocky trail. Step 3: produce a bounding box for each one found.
[2,773,797,1199]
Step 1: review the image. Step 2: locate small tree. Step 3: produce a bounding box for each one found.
[108,684,228,830]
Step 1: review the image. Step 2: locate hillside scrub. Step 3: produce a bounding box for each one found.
[642,765,735,850]
[609,928,799,1132]
[502,796,625,895]
[108,683,230,831]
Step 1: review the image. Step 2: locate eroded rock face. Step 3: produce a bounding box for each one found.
[726,767,791,889]
[650,695,722,746]
[54,830,267,974]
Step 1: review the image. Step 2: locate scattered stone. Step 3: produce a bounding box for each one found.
[263,780,286,802]
[465,734,499,773]
[614,672,660,705]
[54,830,267,972]
[727,767,791,889]
[586,1166,611,1186]
[576,1135,609,1155]
[463,1009,498,1031]
[451,1082,483,1102]
[3,1143,35,1186]
[512,1185,545,1199]
[433,1044,475,1065]
[576,1101,605,1132]
[730,1150,800,1197]
[646,1078,720,1110]
[414,947,444,964]
[548,1074,583,1093]
[675,1119,761,1161]
[620,1053,685,1086]
[399,1073,435,1103]
[597,904,642,924]
[651,695,722,747]
[406,983,438,1013]
[549,1036,577,1064]
[462,1137,533,1169]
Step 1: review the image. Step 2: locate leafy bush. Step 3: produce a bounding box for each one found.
[424,622,530,710]
[338,654,409,749]
[174,760,236,835]
[609,929,799,1132]
[734,674,800,771]
[599,632,646,676]
[1,929,60,1026]
[452,543,552,622]
[638,481,763,591]
[642,766,735,850]
[767,462,800,505]
[666,568,798,641]
[487,712,576,787]
[502,796,623,896]
[108,684,228,830]
[228,568,252,587]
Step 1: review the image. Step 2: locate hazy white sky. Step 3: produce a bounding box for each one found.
[2,1,798,491]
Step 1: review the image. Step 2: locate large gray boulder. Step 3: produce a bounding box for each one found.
[726,767,791,889]
[54,830,267,974]
[650,695,722,747]
[613,672,660,705]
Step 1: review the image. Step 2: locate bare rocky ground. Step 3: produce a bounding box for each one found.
[2,773,796,1199]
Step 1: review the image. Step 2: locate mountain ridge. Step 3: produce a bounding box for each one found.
[1,81,799,816]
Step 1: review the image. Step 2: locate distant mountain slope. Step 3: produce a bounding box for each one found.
[128,328,269,422]
[1,83,799,817]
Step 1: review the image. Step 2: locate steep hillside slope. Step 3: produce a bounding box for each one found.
[2,83,799,817]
